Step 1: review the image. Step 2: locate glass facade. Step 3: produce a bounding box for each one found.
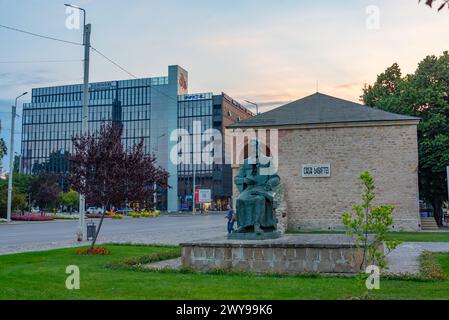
[21,78,168,175]
[20,66,253,211]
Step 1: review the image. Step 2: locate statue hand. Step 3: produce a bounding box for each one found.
[244,177,256,184]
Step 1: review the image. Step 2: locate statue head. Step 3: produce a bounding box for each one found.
[247,138,270,166]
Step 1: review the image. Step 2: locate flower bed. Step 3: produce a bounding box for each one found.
[51,213,80,220]
[11,215,54,221]
[85,213,111,219]
[76,247,111,255]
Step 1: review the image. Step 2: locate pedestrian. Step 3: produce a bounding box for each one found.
[225,204,236,234]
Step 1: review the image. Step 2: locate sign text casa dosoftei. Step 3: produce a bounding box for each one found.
[302,164,331,178]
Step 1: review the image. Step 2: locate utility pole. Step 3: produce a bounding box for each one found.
[78,22,91,241]
[66,4,90,241]
[7,92,27,223]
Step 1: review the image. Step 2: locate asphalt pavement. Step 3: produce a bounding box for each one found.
[0,213,226,255]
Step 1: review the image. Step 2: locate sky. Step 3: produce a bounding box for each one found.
[0,0,448,171]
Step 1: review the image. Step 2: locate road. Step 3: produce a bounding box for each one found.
[0,214,225,255]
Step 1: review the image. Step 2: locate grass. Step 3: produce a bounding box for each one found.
[288,230,449,242]
[1,244,449,300]
[420,252,447,280]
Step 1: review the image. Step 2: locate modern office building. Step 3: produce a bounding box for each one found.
[20,65,252,211]
[177,92,253,210]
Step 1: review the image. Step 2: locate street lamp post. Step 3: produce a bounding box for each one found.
[7,92,28,223]
[65,4,90,241]
[245,100,259,115]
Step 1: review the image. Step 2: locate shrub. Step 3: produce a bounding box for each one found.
[85,213,111,219]
[140,212,150,218]
[130,212,141,218]
[106,248,182,269]
[12,215,54,221]
[111,214,123,219]
[51,213,79,220]
[420,252,447,280]
[149,210,161,217]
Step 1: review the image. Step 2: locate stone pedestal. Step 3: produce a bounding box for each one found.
[228,231,281,240]
[181,234,374,274]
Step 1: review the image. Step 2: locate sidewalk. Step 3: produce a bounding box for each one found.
[387,242,449,274]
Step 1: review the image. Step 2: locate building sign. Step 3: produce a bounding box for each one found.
[196,189,212,204]
[89,81,117,91]
[302,164,331,178]
[178,68,188,94]
[179,93,211,101]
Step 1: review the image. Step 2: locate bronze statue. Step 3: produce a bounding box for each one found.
[230,139,281,240]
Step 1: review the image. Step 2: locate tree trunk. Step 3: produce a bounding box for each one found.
[89,207,107,250]
[433,200,443,227]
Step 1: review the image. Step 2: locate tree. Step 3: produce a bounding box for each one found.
[0,138,6,162]
[13,155,20,173]
[32,150,71,191]
[123,140,169,210]
[70,122,168,249]
[0,185,27,218]
[59,189,79,212]
[419,0,449,11]
[342,172,401,270]
[0,173,33,217]
[363,52,449,226]
[31,172,61,210]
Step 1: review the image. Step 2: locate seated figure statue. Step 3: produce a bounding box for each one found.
[230,139,281,240]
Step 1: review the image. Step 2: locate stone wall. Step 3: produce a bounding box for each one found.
[278,124,420,231]
[231,123,420,231]
[181,235,368,274]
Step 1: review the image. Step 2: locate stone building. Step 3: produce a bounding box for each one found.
[228,93,421,231]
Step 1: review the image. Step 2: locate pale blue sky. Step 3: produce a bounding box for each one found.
[1,0,448,171]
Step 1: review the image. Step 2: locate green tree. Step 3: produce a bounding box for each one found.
[13,155,20,173]
[0,138,6,161]
[0,185,27,218]
[0,173,33,217]
[59,189,79,212]
[342,171,401,270]
[363,52,449,226]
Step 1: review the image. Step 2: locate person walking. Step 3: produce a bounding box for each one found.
[225,204,236,234]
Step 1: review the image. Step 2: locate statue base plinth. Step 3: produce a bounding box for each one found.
[227,231,281,240]
[181,234,376,274]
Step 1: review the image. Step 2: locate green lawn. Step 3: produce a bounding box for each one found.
[288,230,449,242]
[1,244,449,300]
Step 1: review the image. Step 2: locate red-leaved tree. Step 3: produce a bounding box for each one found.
[70,122,168,249]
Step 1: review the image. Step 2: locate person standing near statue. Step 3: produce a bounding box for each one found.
[225,204,236,234]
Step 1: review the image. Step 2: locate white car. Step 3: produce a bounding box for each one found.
[86,207,104,215]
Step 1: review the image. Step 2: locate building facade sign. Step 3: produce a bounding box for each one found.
[177,68,188,94]
[196,189,212,204]
[302,164,331,178]
[89,81,117,91]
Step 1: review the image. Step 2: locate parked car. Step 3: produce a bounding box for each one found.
[115,207,134,215]
[86,207,104,215]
